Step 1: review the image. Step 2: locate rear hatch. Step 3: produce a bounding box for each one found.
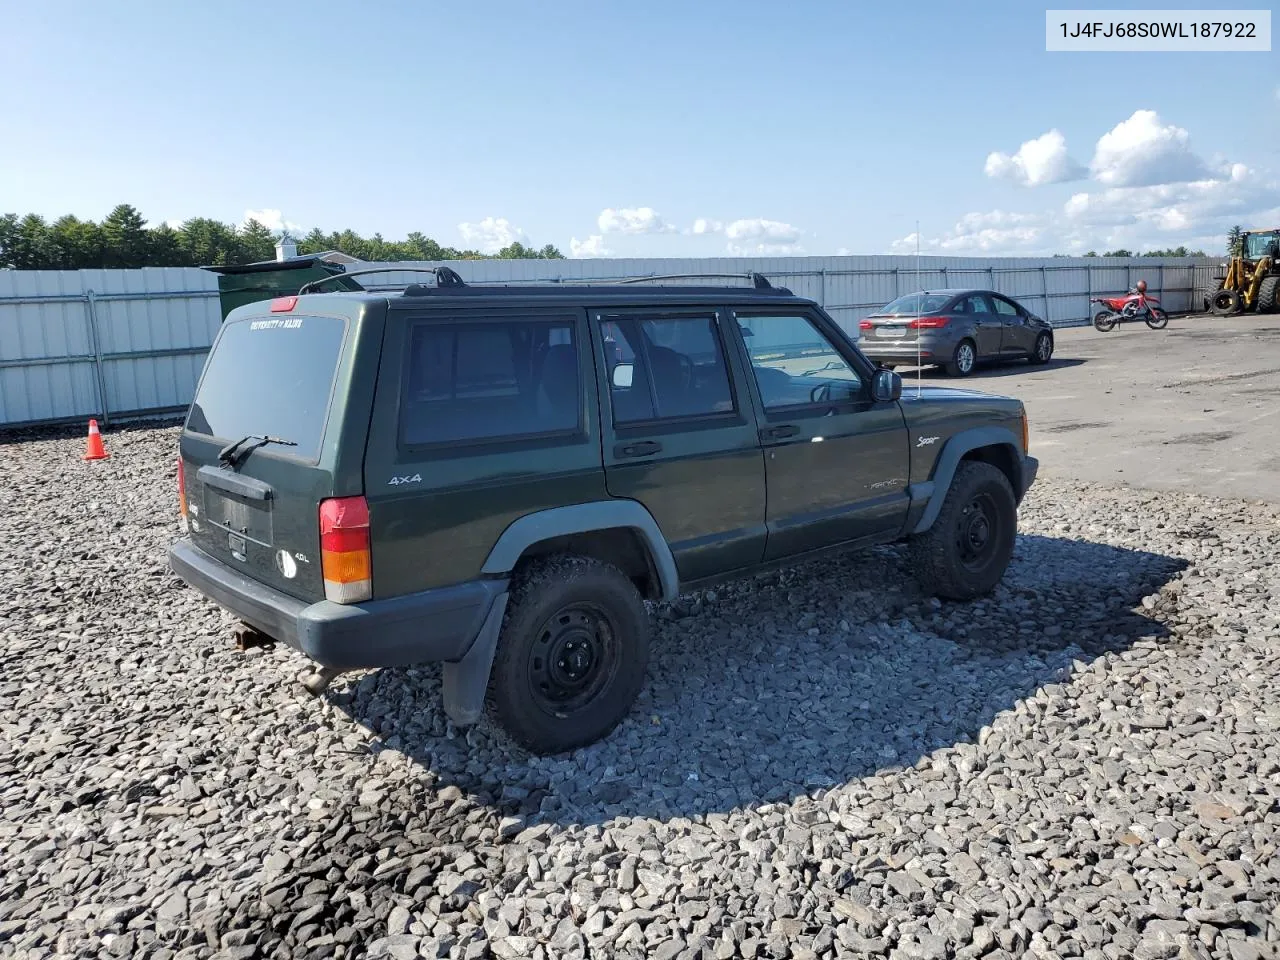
[179,300,378,603]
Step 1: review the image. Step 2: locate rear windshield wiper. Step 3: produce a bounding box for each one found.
[217,434,297,468]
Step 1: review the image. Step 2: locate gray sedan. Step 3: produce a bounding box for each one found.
[858,289,1055,377]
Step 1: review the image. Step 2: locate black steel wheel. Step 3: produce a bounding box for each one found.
[488,555,650,754]
[1145,308,1169,330]
[908,461,1018,601]
[1094,311,1118,332]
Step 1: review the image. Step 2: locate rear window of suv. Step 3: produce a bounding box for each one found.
[186,314,346,462]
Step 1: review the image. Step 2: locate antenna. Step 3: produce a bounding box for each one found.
[915,221,922,397]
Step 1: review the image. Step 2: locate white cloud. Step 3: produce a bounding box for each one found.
[984,129,1085,186]
[569,234,612,258]
[691,218,723,235]
[243,208,304,234]
[458,216,526,254]
[726,242,807,256]
[723,218,802,243]
[835,247,851,256]
[893,212,1044,255]
[1090,110,1208,187]
[597,207,677,235]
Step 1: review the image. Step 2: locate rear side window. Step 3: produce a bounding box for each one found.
[187,314,346,462]
[400,318,579,446]
[601,315,735,424]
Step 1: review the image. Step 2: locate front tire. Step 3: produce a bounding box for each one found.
[488,555,650,754]
[909,461,1018,601]
[945,339,977,377]
[1029,332,1053,364]
[1145,308,1169,330]
[1257,276,1279,314]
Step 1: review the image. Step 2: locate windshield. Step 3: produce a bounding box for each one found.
[1244,232,1279,259]
[186,314,346,462]
[876,293,952,315]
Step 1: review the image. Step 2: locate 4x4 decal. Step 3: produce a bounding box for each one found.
[388,474,423,486]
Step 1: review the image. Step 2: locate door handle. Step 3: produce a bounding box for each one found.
[615,440,662,458]
[760,424,799,442]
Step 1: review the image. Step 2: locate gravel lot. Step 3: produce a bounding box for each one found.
[2,423,1279,960]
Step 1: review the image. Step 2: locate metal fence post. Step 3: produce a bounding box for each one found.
[987,266,994,290]
[84,290,111,426]
[1040,265,1049,324]
[818,268,826,308]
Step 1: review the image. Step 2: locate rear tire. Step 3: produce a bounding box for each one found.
[1257,276,1279,314]
[909,461,1018,601]
[1029,332,1053,364]
[1094,311,1117,332]
[945,339,977,377]
[1211,289,1242,315]
[487,555,650,755]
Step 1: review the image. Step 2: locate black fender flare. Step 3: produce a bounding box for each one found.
[442,501,679,728]
[481,500,679,603]
[908,426,1025,535]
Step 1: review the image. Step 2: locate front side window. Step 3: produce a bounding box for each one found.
[400,318,579,446]
[602,315,735,424]
[991,297,1019,317]
[736,314,863,410]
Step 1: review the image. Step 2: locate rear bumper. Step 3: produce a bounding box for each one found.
[168,539,507,670]
[859,341,945,361]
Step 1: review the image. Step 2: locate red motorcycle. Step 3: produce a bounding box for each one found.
[1091,281,1168,332]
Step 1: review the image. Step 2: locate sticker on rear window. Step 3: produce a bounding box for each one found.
[250,318,304,331]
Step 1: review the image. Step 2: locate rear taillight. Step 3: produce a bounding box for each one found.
[319,496,371,604]
[859,320,873,331]
[908,315,951,329]
[177,457,189,529]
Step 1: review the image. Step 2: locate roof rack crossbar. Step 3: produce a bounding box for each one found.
[509,272,775,288]
[297,266,466,295]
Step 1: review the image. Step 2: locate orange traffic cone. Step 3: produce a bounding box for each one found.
[83,419,109,461]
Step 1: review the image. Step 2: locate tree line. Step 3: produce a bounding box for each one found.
[0,204,564,270]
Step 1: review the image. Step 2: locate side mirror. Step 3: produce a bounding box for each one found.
[612,363,634,388]
[873,368,902,402]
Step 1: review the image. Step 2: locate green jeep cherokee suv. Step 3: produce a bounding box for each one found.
[169,269,1038,754]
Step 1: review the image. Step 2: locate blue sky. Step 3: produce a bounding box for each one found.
[3,0,1276,258]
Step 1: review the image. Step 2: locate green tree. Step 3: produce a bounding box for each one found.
[1227,225,1243,256]
[101,204,150,268]
[1102,248,1133,258]
[239,219,277,263]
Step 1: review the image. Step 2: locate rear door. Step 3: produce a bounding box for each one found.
[362,305,608,598]
[728,308,910,560]
[592,306,767,583]
[958,293,1001,357]
[180,303,378,603]
[991,294,1034,356]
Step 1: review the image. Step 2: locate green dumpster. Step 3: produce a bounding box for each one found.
[205,256,365,320]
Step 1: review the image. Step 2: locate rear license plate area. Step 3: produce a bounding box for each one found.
[879,326,907,338]
[204,489,274,546]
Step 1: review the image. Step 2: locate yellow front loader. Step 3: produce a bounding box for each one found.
[1209,228,1279,314]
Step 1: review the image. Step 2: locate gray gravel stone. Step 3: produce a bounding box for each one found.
[2,425,1279,959]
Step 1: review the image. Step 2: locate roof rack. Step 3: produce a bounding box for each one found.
[534,271,776,289]
[297,266,466,295]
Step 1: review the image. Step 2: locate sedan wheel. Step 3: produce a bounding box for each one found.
[1029,332,1053,364]
[946,340,976,377]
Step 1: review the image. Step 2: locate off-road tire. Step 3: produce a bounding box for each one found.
[1257,276,1279,314]
[1094,311,1117,332]
[945,339,977,377]
[909,461,1018,601]
[1211,289,1242,315]
[1145,308,1169,330]
[487,555,650,755]
[1029,332,1053,364]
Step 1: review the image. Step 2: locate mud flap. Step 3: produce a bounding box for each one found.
[441,592,508,726]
